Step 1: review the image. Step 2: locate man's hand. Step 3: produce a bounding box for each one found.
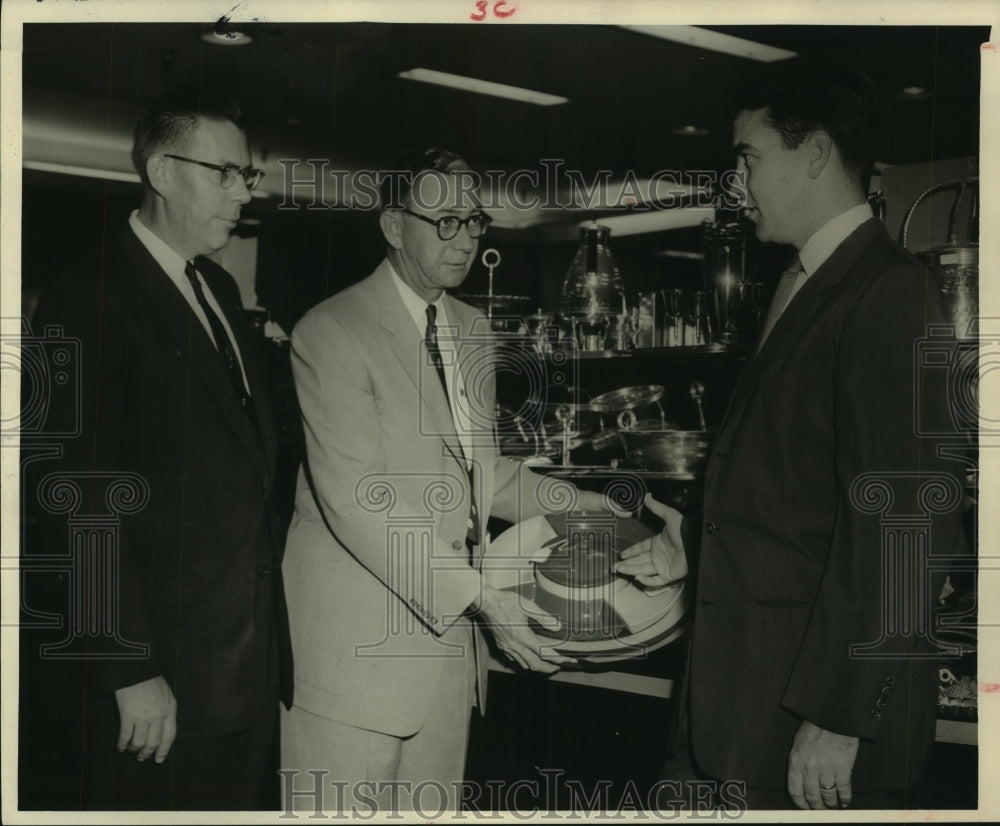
[473,585,576,673]
[614,494,687,587]
[787,719,859,809]
[115,675,177,764]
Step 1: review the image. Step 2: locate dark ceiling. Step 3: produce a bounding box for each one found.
[19,21,989,322]
[22,21,987,178]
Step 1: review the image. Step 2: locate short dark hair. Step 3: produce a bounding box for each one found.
[733,64,883,187]
[379,146,476,211]
[131,88,244,188]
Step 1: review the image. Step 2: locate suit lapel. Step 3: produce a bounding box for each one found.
[713,218,885,456]
[372,262,466,469]
[117,230,268,478]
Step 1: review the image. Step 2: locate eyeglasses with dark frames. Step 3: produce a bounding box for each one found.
[164,154,265,191]
[400,208,492,241]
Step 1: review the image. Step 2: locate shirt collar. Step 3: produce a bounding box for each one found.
[798,203,874,278]
[388,260,448,336]
[128,210,191,280]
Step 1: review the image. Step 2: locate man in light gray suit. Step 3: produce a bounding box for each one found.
[280,147,614,814]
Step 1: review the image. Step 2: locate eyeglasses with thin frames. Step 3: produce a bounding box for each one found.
[164,154,265,191]
[400,208,492,241]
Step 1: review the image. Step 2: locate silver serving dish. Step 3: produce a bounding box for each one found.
[619,428,712,475]
[588,385,666,414]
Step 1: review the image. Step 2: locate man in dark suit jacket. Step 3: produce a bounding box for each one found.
[24,90,292,809]
[618,67,963,810]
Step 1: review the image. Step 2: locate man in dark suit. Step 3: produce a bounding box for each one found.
[24,90,292,809]
[618,66,963,809]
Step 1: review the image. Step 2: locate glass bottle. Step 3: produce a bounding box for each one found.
[702,219,749,345]
[561,223,625,321]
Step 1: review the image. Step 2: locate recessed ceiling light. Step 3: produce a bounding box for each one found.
[397,68,569,106]
[201,29,252,46]
[895,85,932,100]
[672,125,709,137]
[621,25,797,63]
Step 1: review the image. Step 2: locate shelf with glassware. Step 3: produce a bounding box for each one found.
[478,218,757,478]
[493,343,743,479]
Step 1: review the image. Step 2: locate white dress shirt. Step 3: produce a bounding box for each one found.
[129,210,250,392]
[389,263,474,466]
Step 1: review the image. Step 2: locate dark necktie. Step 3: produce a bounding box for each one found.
[425,303,480,545]
[184,261,253,412]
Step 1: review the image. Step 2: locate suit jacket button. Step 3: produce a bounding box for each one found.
[871,709,882,719]
[452,540,463,550]
[705,521,718,535]
[258,566,270,577]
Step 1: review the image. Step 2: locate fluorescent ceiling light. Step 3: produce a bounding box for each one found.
[398,68,569,106]
[621,26,797,63]
[23,160,141,183]
[580,208,716,237]
[542,207,716,242]
[576,179,702,210]
[22,160,269,198]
